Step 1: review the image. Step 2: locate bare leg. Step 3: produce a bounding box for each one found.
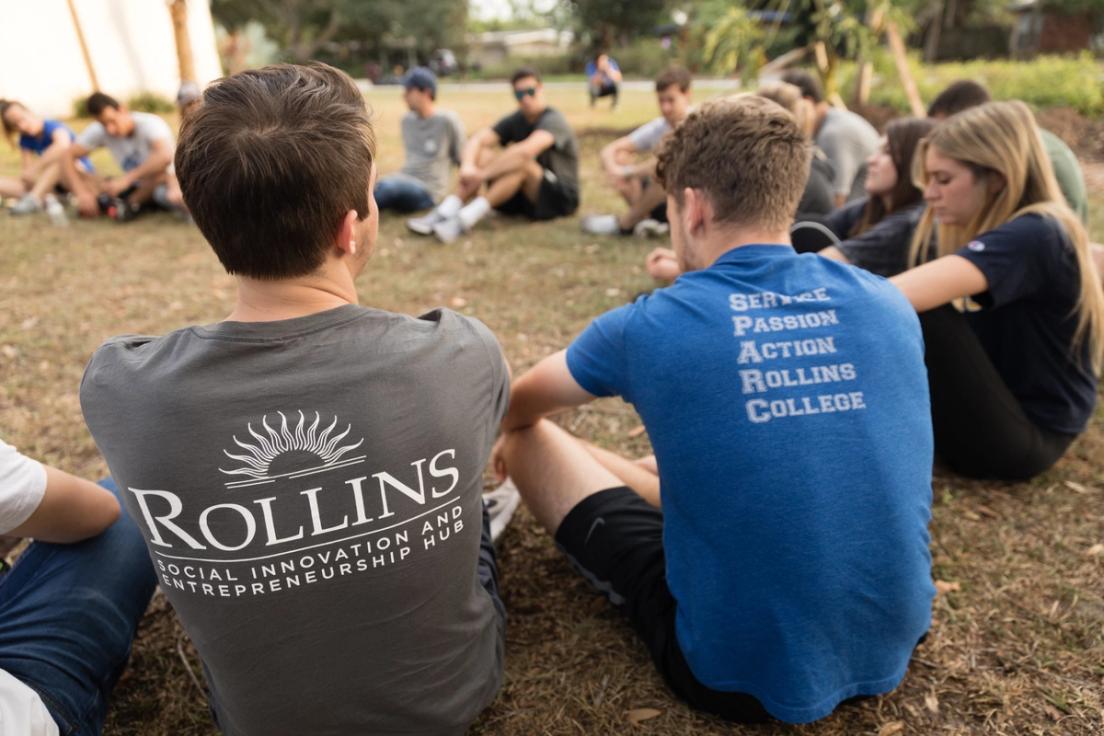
[29,162,61,201]
[581,441,661,508]
[0,177,28,198]
[618,180,667,231]
[498,420,624,534]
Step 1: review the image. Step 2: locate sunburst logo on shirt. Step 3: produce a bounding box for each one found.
[220,411,366,488]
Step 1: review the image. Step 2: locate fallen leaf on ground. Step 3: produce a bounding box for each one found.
[934,580,961,595]
[626,707,663,725]
[450,296,468,308]
[1064,480,1092,494]
[1086,543,1104,557]
[877,721,904,736]
[924,692,939,714]
[627,424,646,438]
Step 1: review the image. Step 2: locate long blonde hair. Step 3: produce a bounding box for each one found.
[909,100,1104,372]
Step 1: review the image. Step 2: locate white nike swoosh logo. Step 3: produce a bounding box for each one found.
[584,517,605,545]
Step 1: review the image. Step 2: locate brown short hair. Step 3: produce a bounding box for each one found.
[927,80,991,118]
[655,66,691,93]
[511,67,541,85]
[175,63,375,280]
[655,95,809,232]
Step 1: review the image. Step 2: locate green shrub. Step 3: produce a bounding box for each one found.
[126,91,176,114]
[834,51,1104,116]
[614,39,680,79]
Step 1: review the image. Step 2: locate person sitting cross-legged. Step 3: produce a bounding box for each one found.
[61,92,185,221]
[0,99,93,217]
[80,63,509,735]
[581,66,693,237]
[0,437,156,736]
[374,67,465,213]
[407,67,579,243]
[493,95,935,725]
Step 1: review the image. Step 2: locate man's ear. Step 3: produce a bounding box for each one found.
[335,209,359,256]
[683,187,708,235]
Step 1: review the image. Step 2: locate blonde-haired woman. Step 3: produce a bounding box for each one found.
[892,100,1103,480]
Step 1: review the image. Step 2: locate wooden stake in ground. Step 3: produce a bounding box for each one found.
[885,20,926,116]
[66,0,99,91]
[170,0,196,83]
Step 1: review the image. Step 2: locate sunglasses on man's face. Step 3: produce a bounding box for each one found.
[514,87,538,101]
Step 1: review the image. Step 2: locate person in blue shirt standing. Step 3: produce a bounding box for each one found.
[492,95,935,724]
[586,53,621,109]
[0,100,92,216]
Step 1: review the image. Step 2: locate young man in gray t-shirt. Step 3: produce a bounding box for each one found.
[62,92,187,221]
[782,70,879,206]
[375,67,465,213]
[80,63,508,736]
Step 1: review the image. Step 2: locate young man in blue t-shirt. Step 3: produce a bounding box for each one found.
[493,95,936,724]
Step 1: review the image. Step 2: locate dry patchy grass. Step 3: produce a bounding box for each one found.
[1,85,1102,735]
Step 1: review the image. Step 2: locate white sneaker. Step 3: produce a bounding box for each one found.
[633,218,669,238]
[581,214,625,236]
[406,210,445,236]
[432,215,465,244]
[484,478,521,542]
[10,194,42,216]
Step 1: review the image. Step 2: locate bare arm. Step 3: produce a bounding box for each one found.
[118,138,173,186]
[461,127,499,169]
[7,466,120,543]
[62,142,95,199]
[501,350,595,432]
[481,128,555,183]
[599,135,637,177]
[890,254,989,313]
[24,129,71,181]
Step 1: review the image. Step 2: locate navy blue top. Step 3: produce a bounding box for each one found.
[957,214,1097,435]
[567,244,934,723]
[825,198,924,277]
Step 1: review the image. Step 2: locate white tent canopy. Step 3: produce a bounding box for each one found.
[0,0,222,117]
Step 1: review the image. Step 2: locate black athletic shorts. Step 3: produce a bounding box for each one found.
[554,487,773,723]
[495,169,578,221]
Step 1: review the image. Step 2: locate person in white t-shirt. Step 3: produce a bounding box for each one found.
[61,91,186,221]
[0,438,155,735]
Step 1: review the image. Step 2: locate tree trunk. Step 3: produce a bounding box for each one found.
[66,0,100,91]
[170,0,196,83]
[886,21,925,116]
[923,0,944,62]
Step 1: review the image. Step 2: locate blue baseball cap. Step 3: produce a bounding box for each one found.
[403,67,438,97]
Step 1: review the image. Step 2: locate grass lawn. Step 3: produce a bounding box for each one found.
[1,84,1102,735]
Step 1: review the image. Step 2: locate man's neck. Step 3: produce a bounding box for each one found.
[693,225,792,270]
[523,105,546,123]
[417,102,436,119]
[226,269,359,323]
[813,102,830,135]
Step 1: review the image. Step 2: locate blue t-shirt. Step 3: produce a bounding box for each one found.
[19,119,93,172]
[585,57,620,83]
[566,244,935,724]
[957,213,1097,435]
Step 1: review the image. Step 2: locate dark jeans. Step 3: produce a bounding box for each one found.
[920,305,1075,480]
[374,175,435,213]
[589,81,619,105]
[0,479,157,735]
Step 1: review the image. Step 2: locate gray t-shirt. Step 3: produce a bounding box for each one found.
[77,111,174,173]
[396,110,465,201]
[628,116,671,152]
[81,305,508,736]
[815,107,880,201]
